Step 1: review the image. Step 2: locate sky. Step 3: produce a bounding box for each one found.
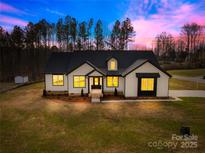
[0,0,205,48]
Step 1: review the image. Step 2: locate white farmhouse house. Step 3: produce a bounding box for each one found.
[44,50,171,98]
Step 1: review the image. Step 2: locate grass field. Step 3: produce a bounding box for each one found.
[168,69,205,77]
[0,83,205,152]
[169,78,205,90]
[0,82,16,92]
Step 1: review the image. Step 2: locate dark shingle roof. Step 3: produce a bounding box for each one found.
[45,50,170,76]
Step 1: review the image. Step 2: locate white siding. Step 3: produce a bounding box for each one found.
[103,77,124,93]
[124,62,169,97]
[45,74,68,91]
[68,63,93,94]
[88,70,103,76]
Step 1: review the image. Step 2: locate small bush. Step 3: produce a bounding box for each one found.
[114,88,117,96]
[81,89,84,97]
[43,89,47,96]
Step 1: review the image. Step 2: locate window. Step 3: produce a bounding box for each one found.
[52,75,64,86]
[141,78,154,91]
[107,76,118,87]
[110,60,116,70]
[74,76,85,88]
[94,77,99,85]
[108,58,117,70]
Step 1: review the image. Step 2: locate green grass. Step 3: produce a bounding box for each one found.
[0,83,205,152]
[168,69,205,77]
[169,78,205,90]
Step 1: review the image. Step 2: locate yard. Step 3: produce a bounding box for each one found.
[169,78,205,90]
[168,68,205,90]
[0,82,205,152]
[168,68,205,77]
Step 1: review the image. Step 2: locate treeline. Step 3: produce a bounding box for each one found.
[0,16,134,82]
[154,23,205,68]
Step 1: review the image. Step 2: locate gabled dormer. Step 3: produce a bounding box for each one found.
[107,58,118,71]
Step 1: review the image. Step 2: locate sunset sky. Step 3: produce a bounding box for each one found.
[0,0,205,47]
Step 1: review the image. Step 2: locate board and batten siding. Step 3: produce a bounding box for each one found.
[124,62,169,97]
[68,63,93,94]
[45,74,68,91]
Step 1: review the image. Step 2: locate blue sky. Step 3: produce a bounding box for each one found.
[0,0,204,47]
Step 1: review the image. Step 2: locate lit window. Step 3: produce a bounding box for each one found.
[141,78,154,91]
[94,77,99,85]
[110,60,116,70]
[107,76,118,87]
[52,75,64,86]
[74,76,85,88]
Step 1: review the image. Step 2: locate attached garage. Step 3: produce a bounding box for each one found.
[124,61,171,98]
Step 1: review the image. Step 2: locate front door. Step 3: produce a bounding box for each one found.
[89,77,102,93]
[138,77,157,97]
[93,77,100,86]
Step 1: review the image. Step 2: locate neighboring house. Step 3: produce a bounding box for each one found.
[44,50,171,98]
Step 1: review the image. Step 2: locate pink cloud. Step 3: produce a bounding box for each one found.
[0,15,28,27]
[124,0,205,48]
[0,2,25,14]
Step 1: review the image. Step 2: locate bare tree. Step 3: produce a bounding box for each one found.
[155,32,175,60]
[181,23,202,53]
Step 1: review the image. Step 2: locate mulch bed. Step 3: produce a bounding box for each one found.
[44,95,91,103]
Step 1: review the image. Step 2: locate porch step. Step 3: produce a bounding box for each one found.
[89,89,103,103]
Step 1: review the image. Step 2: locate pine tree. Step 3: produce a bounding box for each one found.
[94,20,104,50]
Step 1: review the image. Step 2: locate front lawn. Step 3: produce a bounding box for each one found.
[168,69,205,77]
[169,78,205,90]
[0,83,205,152]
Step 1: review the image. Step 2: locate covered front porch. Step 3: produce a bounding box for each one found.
[87,75,104,103]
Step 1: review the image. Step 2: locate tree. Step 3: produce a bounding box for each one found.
[78,21,88,50]
[111,20,121,50]
[70,17,77,50]
[25,22,36,48]
[155,32,175,61]
[56,18,63,49]
[64,16,71,50]
[34,22,41,47]
[181,23,204,63]
[50,23,56,47]
[38,19,49,48]
[94,20,104,50]
[0,26,11,48]
[87,18,94,50]
[10,26,25,48]
[110,18,134,50]
[120,18,135,50]
[181,23,202,53]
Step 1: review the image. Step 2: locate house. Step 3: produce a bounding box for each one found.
[44,50,171,98]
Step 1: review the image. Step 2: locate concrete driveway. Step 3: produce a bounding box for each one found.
[169,90,205,97]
